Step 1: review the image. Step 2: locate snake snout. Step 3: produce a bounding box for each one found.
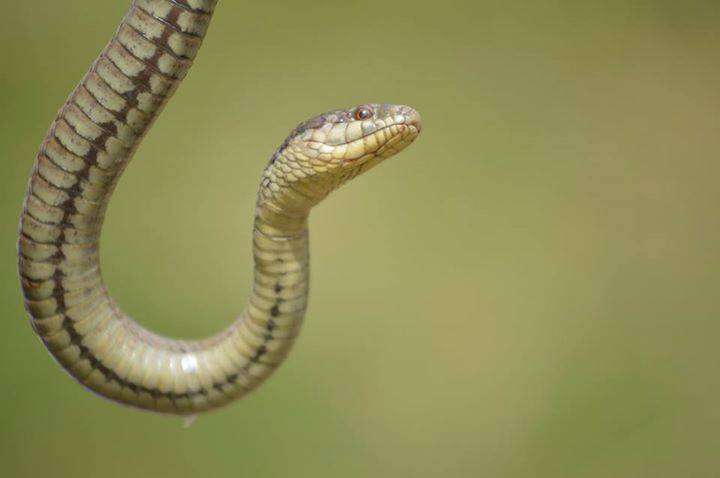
[399,105,422,133]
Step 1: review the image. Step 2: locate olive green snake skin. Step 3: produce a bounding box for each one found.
[17,0,421,415]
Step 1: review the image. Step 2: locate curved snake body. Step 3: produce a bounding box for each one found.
[18,0,421,414]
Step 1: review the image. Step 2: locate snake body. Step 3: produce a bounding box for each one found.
[18,0,421,415]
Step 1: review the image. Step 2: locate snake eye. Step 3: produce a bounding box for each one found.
[353,106,373,121]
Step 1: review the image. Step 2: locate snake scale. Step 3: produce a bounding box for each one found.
[17,0,421,415]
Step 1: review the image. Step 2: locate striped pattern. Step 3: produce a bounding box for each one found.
[19,0,421,415]
[19,0,310,414]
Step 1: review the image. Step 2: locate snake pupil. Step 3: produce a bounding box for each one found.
[354,106,373,120]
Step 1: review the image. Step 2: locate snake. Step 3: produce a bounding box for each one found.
[17,0,421,415]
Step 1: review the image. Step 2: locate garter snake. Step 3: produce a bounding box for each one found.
[18,0,421,415]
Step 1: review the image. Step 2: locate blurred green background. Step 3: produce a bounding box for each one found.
[2,0,719,476]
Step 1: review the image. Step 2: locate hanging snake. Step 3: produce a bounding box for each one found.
[17,0,421,415]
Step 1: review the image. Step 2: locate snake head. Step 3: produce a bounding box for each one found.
[295,103,421,163]
[266,104,422,206]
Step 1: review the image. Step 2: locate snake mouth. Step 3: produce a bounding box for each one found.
[339,121,420,164]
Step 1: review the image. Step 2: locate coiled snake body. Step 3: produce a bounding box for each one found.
[17,0,421,414]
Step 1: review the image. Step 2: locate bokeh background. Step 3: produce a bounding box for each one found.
[2,1,719,476]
